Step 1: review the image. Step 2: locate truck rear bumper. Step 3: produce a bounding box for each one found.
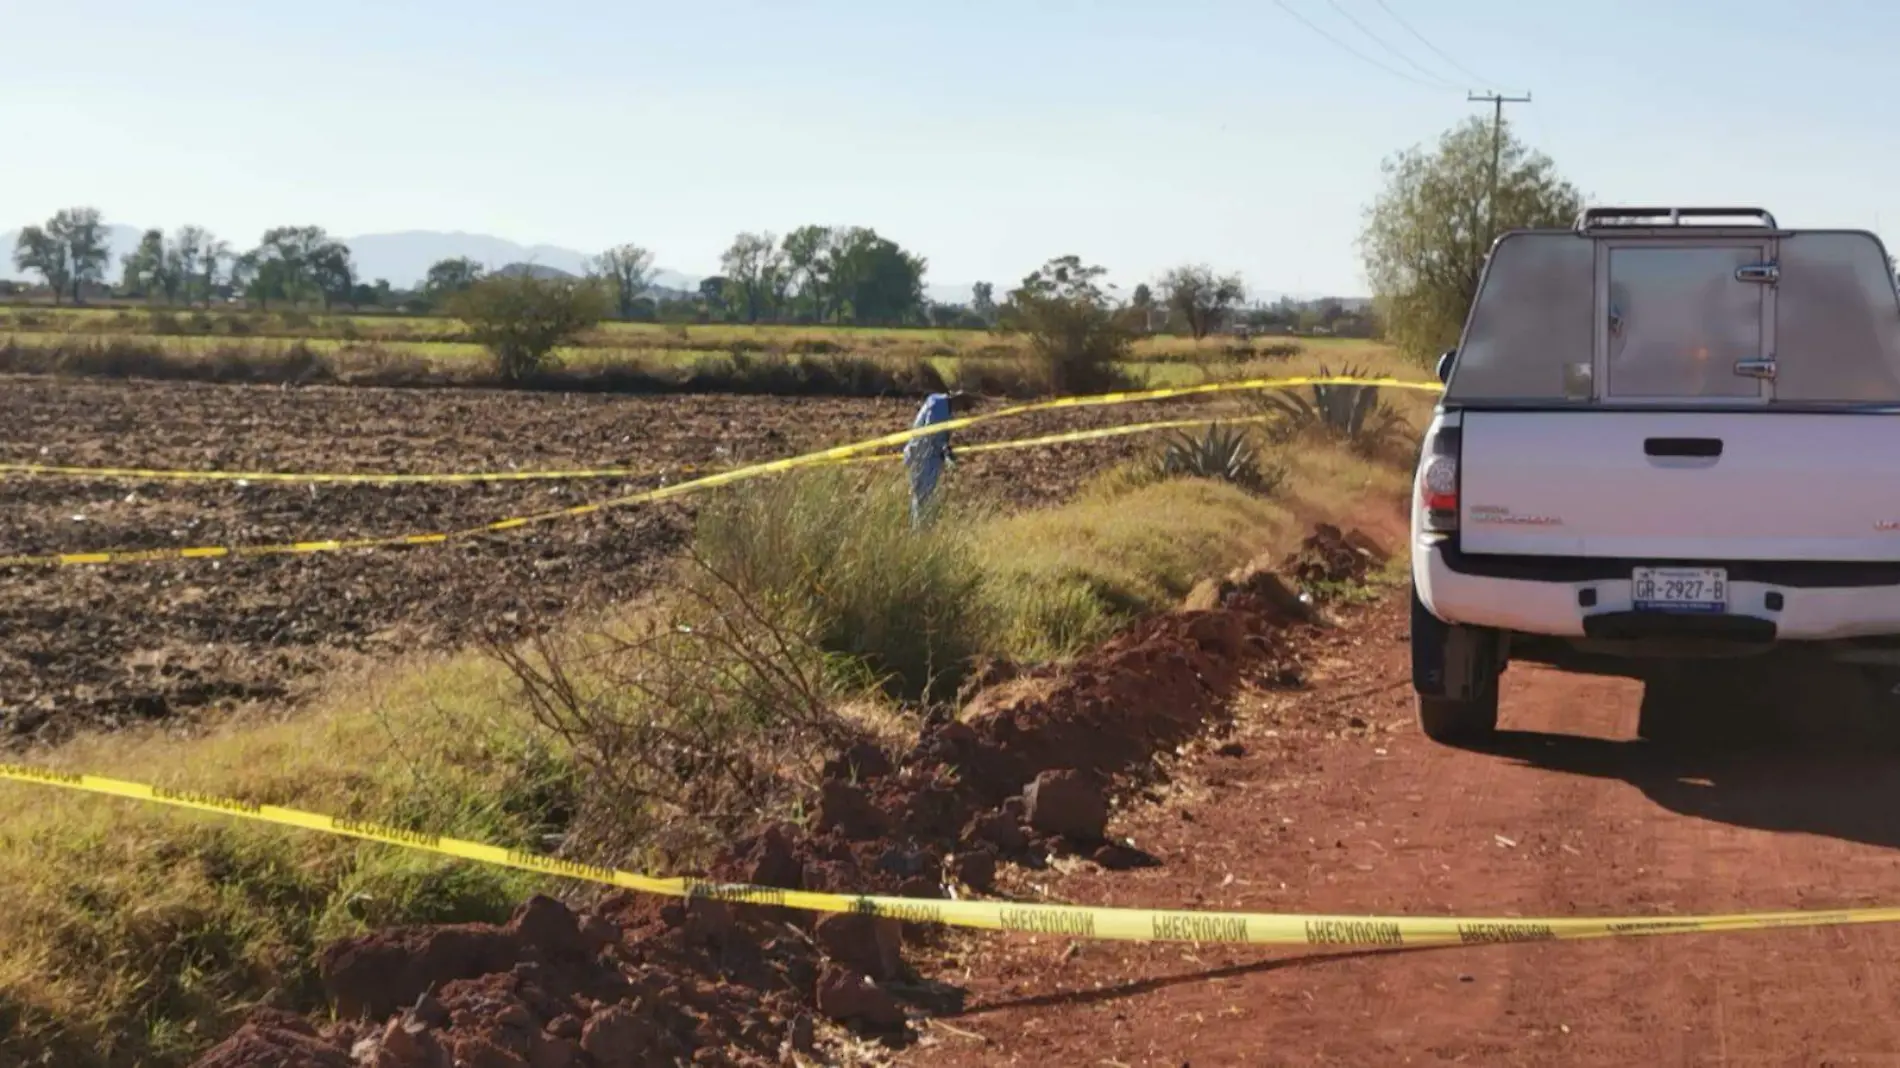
[1414,535,1900,643]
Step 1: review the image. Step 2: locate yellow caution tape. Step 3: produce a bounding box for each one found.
[830,414,1282,467]
[0,374,1438,486]
[2,761,1891,947]
[0,376,1438,569]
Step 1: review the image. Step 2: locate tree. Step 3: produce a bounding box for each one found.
[1000,255,1135,393]
[719,232,785,323]
[167,227,209,305]
[448,274,609,383]
[781,225,835,321]
[1361,116,1584,361]
[1130,282,1155,332]
[309,242,356,309]
[12,226,70,304]
[1158,266,1246,341]
[120,229,169,300]
[51,208,111,303]
[244,225,352,309]
[231,251,274,308]
[824,228,926,326]
[698,276,731,320]
[971,281,997,325]
[593,244,656,320]
[16,208,111,303]
[424,257,485,306]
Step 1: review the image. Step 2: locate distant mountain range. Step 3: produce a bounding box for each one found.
[1,224,1363,305]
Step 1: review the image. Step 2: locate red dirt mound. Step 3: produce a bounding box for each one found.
[192,539,1330,1067]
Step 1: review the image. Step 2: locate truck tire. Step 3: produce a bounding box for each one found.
[1411,586,1502,744]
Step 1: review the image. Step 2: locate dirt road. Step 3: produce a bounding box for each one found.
[910,594,1900,1066]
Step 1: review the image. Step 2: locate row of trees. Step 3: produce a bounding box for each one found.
[9,214,1290,337]
[10,116,1600,365]
[414,228,938,329]
[11,215,367,311]
[710,226,926,326]
[12,209,115,306]
[447,249,1151,389]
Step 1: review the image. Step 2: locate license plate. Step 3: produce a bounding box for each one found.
[1632,567,1727,613]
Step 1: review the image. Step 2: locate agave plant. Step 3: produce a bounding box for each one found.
[1254,362,1412,455]
[1156,422,1284,494]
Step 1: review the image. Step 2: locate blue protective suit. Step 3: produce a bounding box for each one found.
[902,393,955,525]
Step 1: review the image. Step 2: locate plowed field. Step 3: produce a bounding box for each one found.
[0,376,1165,742]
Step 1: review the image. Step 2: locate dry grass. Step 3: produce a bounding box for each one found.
[0,332,1420,402]
[2,305,1373,362]
[2,307,1412,399]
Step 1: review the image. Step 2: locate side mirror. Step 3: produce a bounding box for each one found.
[1435,350,1456,384]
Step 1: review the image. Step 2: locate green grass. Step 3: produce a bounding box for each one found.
[0,305,1395,367]
[973,443,1407,659]
[0,655,561,1066]
[694,469,986,703]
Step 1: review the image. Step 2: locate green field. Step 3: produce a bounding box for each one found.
[0,304,1372,365]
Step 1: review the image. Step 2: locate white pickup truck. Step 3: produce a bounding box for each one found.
[1410,206,1900,743]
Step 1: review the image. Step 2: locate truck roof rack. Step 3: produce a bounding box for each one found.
[1575,207,1779,231]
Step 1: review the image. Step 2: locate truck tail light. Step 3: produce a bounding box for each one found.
[1421,426,1461,533]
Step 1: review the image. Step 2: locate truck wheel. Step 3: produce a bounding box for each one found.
[1411,586,1502,744]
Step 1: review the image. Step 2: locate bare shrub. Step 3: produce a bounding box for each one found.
[486,549,869,864]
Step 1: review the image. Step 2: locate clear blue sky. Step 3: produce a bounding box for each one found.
[4,0,1896,296]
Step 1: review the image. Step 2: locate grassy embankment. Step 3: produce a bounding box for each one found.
[0,337,1427,1066]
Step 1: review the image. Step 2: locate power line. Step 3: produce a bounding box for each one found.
[1371,0,1498,90]
[1270,0,1454,91]
[1323,0,1461,90]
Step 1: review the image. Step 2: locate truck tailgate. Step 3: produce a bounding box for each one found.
[1459,411,1900,560]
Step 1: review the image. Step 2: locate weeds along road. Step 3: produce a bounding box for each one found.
[908,592,1900,1066]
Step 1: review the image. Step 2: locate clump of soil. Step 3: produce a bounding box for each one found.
[190,534,1331,1067]
[1285,523,1390,589]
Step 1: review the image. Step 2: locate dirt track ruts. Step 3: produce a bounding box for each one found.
[908,593,1900,1066]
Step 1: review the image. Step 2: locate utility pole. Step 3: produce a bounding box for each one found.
[1469,91,1532,240]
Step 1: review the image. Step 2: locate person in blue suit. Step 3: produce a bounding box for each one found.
[903,390,975,525]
